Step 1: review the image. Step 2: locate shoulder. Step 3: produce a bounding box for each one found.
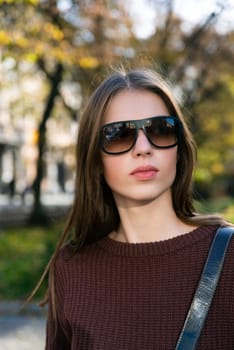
[51,243,83,295]
[54,240,103,273]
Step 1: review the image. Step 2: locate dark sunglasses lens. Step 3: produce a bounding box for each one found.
[102,122,136,154]
[146,117,179,148]
[101,117,181,154]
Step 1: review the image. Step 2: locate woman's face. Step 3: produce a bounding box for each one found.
[101,89,178,209]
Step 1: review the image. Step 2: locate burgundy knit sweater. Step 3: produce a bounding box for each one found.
[46,225,234,349]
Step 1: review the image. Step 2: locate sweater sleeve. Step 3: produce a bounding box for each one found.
[46,300,70,349]
[45,248,71,349]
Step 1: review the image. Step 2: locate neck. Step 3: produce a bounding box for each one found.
[111,195,196,243]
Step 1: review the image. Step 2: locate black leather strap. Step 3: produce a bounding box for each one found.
[175,226,234,350]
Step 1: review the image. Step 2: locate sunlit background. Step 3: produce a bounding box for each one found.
[0,0,234,215]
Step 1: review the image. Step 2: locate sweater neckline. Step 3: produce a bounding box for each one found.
[97,225,217,257]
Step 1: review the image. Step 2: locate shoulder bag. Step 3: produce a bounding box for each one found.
[175,226,234,350]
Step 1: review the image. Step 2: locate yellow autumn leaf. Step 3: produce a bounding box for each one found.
[0,30,11,45]
[35,42,45,56]
[28,0,39,4]
[79,56,99,69]
[14,35,28,48]
[211,163,224,175]
[0,0,14,3]
[44,23,64,41]
[31,129,39,145]
[23,52,38,62]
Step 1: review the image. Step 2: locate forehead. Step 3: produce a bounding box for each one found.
[103,89,170,124]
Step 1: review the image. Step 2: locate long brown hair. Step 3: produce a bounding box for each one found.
[30,67,228,314]
[68,67,227,243]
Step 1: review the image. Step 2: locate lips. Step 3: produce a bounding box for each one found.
[130,165,159,180]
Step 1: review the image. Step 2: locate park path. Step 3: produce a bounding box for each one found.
[0,302,46,350]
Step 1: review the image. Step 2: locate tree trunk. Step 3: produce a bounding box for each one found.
[29,62,63,225]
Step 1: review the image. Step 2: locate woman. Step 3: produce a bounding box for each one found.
[44,68,233,349]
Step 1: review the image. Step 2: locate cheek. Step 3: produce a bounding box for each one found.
[102,155,132,195]
[169,149,178,169]
[159,148,178,179]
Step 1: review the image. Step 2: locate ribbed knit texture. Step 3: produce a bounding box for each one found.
[46,225,234,349]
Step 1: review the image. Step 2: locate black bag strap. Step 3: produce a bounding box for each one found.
[175,226,234,350]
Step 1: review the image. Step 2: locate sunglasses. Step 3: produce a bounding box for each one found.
[100,115,182,155]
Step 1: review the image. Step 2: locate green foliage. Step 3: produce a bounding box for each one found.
[194,78,234,184]
[0,0,133,67]
[0,223,64,300]
[194,197,234,223]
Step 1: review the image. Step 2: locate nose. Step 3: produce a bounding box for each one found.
[132,129,153,157]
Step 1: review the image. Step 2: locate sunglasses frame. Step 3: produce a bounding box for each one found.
[100,115,182,155]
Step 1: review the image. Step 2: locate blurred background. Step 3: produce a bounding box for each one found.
[0,0,234,348]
